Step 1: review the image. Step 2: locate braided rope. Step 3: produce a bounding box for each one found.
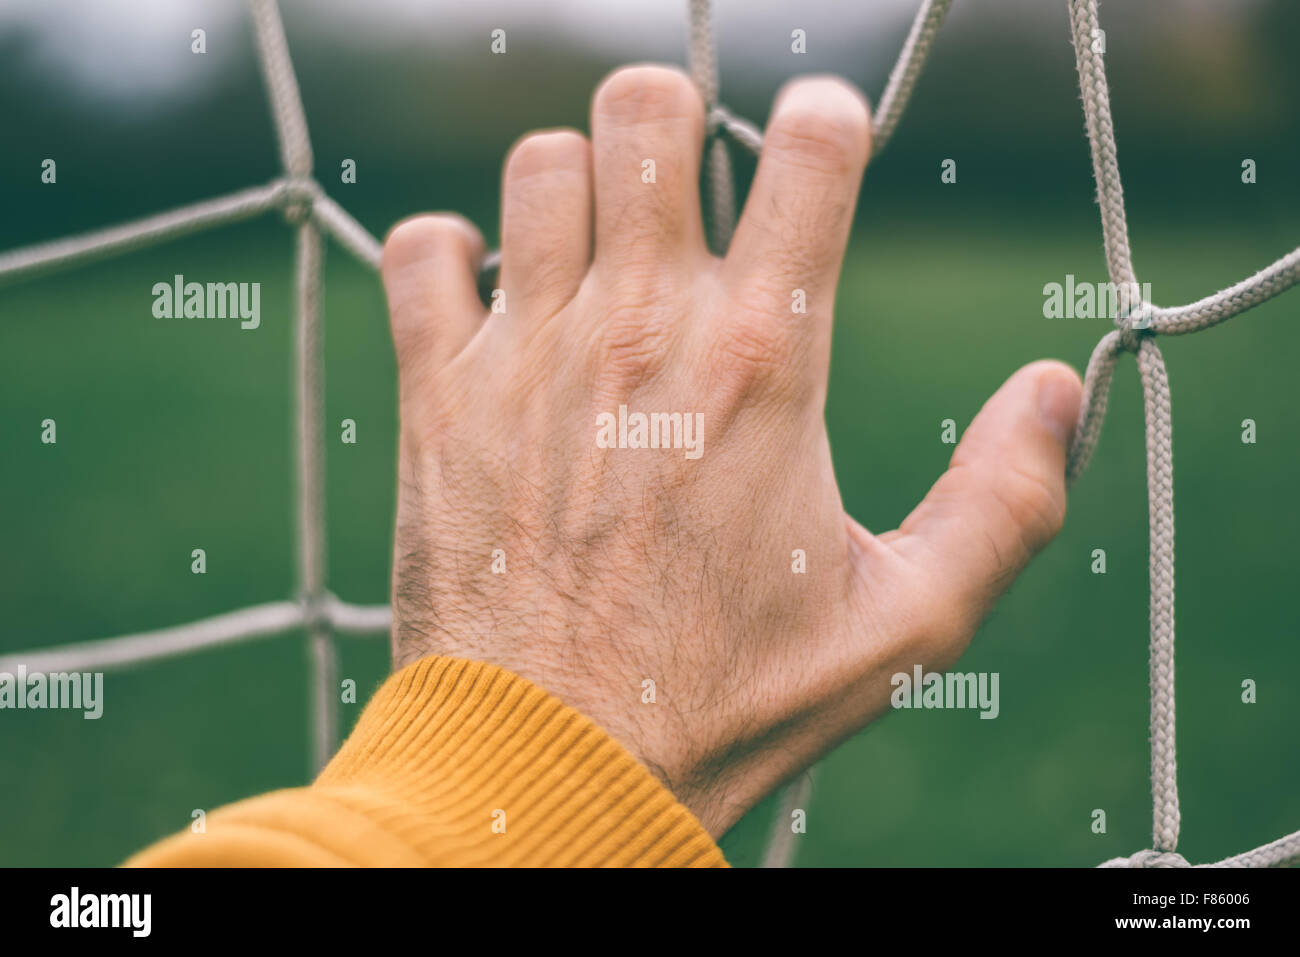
[1068,0,1138,299]
[248,0,313,179]
[0,181,290,282]
[873,0,954,154]
[1065,0,1298,867]
[248,0,339,775]
[0,0,1295,867]
[1150,245,1300,336]
[687,1,737,253]
[0,598,390,676]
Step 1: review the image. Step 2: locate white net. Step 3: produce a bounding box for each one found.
[0,0,1295,869]
[0,0,389,780]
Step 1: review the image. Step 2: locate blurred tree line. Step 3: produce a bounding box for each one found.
[1,0,1296,251]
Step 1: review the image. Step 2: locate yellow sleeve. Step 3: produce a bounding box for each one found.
[125,655,728,867]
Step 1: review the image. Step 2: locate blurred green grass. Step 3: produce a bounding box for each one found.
[1,210,1296,867]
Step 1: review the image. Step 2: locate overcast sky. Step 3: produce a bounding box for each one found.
[0,0,1011,102]
[0,0,1262,105]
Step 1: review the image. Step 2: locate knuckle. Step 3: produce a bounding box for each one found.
[981,461,1067,561]
[766,81,872,175]
[588,305,673,387]
[1008,464,1067,546]
[381,214,482,362]
[712,311,800,384]
[504,129,588,184]
[882,570,981,672]
[593,65,701,126]
[920,592,982,664]
[382,214,480,276]
[602,251,679,301]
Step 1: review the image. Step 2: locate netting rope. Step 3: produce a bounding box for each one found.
[0,0,384,779]
[0,0,1296,868]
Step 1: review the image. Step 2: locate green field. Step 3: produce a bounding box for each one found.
[1,210,1297,867]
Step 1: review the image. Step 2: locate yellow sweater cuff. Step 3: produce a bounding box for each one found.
[126,656,728,867]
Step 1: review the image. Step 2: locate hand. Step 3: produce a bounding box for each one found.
[379,65,1082,836]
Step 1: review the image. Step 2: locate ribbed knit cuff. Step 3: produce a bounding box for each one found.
[312,656,728,867]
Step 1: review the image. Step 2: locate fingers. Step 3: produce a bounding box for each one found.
[590,65,707,274]
[381,214,486,376]
[724,77,871,314]
[499,129,593,318]
[888,361,1083,632]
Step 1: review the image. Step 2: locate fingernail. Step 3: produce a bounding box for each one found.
[1037,368,1081,448]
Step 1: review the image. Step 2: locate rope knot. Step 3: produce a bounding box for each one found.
[299,591,330,632]
[706,105,725,139]
[1101,849,1191,868]
[279,177,319,226]
[1114,298,1155,353]
[705,104,764,156]
[1117,326,1151,353]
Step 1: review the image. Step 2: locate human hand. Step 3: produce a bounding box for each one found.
[379,65,1082,836]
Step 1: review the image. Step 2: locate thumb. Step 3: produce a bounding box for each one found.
[890,360,1083,624]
